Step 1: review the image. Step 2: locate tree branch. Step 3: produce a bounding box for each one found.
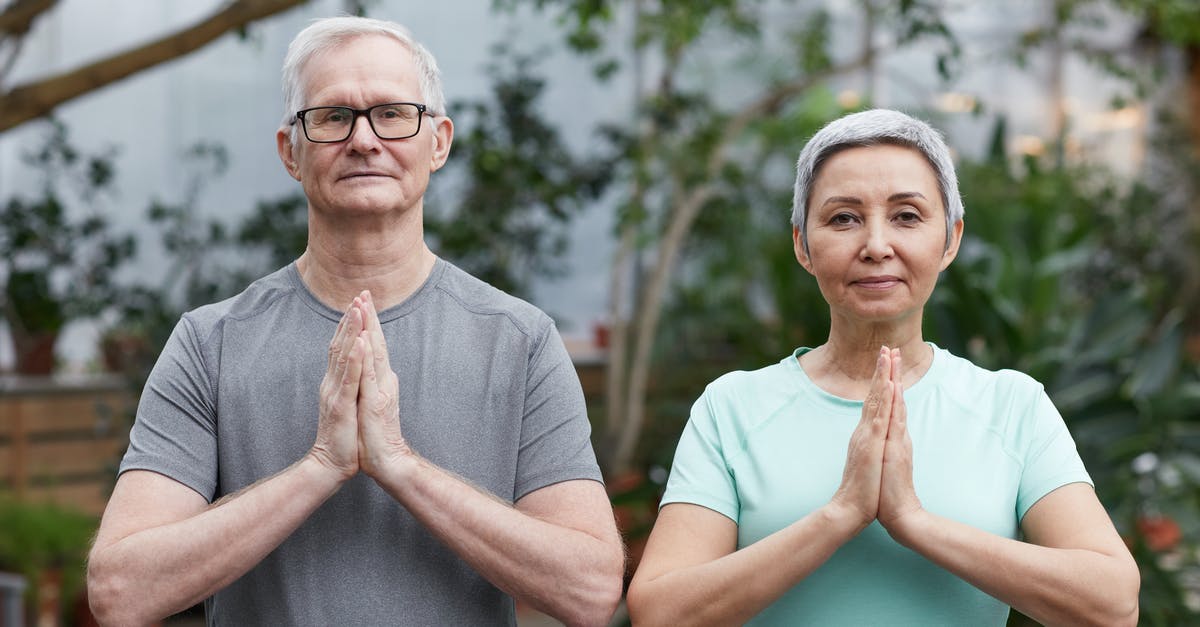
[0,0,56,37]
[608,51,879,474]
[0,0,307,133]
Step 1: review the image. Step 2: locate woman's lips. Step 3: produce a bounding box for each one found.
[853,276,901,289]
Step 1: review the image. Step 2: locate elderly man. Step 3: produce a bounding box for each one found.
[87,16,624,626]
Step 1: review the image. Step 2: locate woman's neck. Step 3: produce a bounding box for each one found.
[799,317,933,400]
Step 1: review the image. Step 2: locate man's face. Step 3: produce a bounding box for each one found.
[276,35,452,221]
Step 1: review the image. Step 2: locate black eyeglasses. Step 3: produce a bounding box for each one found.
[293,102,431,143]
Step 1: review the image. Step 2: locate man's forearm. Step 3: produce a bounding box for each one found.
[88,456,344,625]
[372,453,623,627]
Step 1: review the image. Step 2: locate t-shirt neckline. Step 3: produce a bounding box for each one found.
[785,342,944,407]
[286,257,447,323]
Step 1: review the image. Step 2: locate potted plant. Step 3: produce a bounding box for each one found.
[0,121,134,375]
[0,495,97,625]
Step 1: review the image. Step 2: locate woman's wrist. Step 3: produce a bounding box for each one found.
[819,500,874,540]
[881,507,932,548]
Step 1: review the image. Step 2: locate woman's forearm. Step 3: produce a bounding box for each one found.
[888,509,1139,627]
[628,503,865,627]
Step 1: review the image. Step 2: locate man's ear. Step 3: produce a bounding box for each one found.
[794,226,814,275]
[277,128,301,181]
[428,116,454,173]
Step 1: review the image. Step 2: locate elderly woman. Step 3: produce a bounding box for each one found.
[626,109,1139,626]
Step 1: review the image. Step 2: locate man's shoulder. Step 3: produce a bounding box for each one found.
[430,260,553,339]
[180,265,299,339]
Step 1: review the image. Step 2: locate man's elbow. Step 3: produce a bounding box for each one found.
[87,550,153,626]
[555,554,624,627]
[560,585,622,627]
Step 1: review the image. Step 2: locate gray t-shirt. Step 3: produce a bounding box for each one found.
[120,258,603,626]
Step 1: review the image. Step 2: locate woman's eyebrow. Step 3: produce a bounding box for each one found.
[820,195,863,207]
[888,191,928,203]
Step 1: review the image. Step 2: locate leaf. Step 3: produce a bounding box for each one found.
[1128,309,1185,399]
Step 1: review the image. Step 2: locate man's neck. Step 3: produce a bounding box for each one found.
[296,209,437,312]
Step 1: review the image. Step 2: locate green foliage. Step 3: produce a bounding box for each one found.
[932,144,1200,624]
[0,495,95,620]
[427,45,610,297]
[0,121,135,336]
[638,103,1200,618]
[114,154,309,380]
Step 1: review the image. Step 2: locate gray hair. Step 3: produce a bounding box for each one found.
[791,109,964,255]
[280,16,446,143]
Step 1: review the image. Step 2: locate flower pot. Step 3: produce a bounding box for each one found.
[10,330,57,376]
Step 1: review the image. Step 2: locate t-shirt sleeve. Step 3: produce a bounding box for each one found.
[513,320,602,500]
[659,387,739,524]
[119,316,220,502]
[1016,389,1093,522]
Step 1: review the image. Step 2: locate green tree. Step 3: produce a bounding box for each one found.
[502,0,959,475]
[427,45,611,298]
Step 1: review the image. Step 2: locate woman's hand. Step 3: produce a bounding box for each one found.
[877,349,924,539]
[829,347,893,530]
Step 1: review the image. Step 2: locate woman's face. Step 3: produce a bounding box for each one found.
[795,144,963,325]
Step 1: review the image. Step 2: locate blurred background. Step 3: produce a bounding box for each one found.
[1,0,1197,625]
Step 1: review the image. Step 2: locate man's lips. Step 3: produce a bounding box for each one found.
[852,275,902,289]
[339,171,390,181]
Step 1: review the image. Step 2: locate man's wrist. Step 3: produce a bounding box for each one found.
[302,449,356,487]
[363,443,422,486]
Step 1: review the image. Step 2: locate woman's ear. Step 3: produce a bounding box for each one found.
[940,219,964,271]
[794,226,814,275]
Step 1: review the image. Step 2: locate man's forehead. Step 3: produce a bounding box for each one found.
[299,35,419,104]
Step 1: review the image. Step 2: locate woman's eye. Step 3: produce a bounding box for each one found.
[831,213,857,225]
[896,210,921,223]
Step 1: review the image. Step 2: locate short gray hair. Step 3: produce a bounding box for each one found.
[791,109,963,255]
[280,16,446,142]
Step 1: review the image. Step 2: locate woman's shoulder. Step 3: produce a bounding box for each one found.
[703,356,798,399]
[933,346,1046,395]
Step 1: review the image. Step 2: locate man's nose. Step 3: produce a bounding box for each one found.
[346,114,381,151]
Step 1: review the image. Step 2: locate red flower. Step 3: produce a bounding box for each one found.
[1137,515,1183,552]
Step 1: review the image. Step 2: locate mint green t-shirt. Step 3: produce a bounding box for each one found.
[661,344,1092,626]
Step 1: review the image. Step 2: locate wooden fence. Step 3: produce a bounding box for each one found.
[0,375,133,517]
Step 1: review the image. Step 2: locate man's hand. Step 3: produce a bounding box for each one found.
[310,294,367,480]
[354,292,411,478]
[828,346,893,530]
[878,349,924,538]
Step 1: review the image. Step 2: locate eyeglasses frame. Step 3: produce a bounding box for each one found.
[292,102,433,143]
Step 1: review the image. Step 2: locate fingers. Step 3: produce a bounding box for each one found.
[327,304,352,373]
[335,305,363,375]
[358,291,392,374]
[863,347,893,431]
[340,335,366,404]
[886,348,903,438]
[359,330,377,401]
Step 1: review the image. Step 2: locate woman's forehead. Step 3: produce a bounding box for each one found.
[812,145,940,195]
